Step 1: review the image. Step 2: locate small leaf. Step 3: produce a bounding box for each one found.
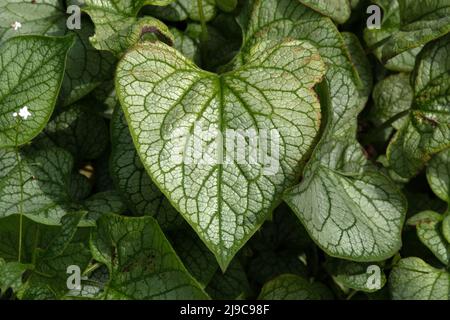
[407,211,450,265]
[90,214,209,299]
[387,35,450,179]
[298,0,351,24]
[84,0,174,56]
[0,0,66,43]
[0,147,120,225]
[59,18,116,106]
[206,259,251,299]
[82,191,127,221]
[0,35,74,147]
[285,168,406,261]
[168,227,219,288]
[19,244,92,299]
[0,258,30,293]
[43,104,109,160]
[258,274,332,300]
[389,257,450,300]
[144,0,217,22]
[44,212,87,259]
[326,259,387,293]
[171,27,201,65]
[365,0,450,62]
[370,73,413,129]
[427,149,450,202]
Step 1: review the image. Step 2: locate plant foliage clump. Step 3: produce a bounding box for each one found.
[0,0,449,300]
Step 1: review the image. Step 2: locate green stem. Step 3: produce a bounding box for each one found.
[376,110,410,132]
[31,225,40,265]
[197,0,208,42]
[361,110,410,145]
[346,289,358,300]
[82,262,103,277]
[14,120,25,263]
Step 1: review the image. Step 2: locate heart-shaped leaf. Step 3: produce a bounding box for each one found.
[116,39,325,269]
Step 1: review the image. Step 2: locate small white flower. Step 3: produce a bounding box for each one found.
[11,21,22,31]
[13,106,32,120]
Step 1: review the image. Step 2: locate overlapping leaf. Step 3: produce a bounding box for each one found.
[387,34,450,179]
[298,0,351,24]
[83,0,174,56]
[258,274,332,300]
[144,0,217,22]
[235,0,406,262]
[0,35,73,147]
[0,1,116,106]
[365,0,450,67]
[0,147,124,225]
[90,214,209,299]
[408,211,450,265]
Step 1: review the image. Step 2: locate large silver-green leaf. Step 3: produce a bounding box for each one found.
[0,35,74,147]
[237,0,406,262]
[389,257,450,300]
[83,0,174,56]
[116,39,325,269]
[90,214,209,299]
[387,34,450,179]
[286,166,406,261]
[298,0,351,24]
